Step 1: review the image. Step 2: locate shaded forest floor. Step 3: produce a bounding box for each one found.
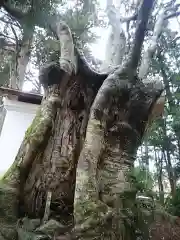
[150,217,180,240]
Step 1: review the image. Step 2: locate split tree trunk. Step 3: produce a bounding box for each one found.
[73,67,163,240]
[1,21,107,239]
[2,65,163,240]
[0,1,166,239]
[2,67,103,218]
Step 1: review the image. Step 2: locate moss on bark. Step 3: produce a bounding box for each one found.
[0,183,18,240]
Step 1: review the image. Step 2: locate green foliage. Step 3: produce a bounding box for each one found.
[119,168,156,240]
[6,0,59,25]
[132,167,154,194]
[0,64,10,86]
[0,50,15,86]
[166,187,180,217]
[137,27,180,208]
[25,107,41,140]
[0,0,100,88]
[0,183,18,239]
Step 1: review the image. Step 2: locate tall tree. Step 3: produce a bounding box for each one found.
[0,0,180,240]
[146,27,180,199]
[0,0,99,90]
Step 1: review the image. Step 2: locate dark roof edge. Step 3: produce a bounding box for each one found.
[0,87,43,105]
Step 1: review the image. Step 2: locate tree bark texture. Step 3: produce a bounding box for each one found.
[73,68,163,240]
[2,67,102,216]
[0,5,166,240]
[8,26,34,90]
[17,26,34,90]
[1,21,106,239]
[20,75,98,224]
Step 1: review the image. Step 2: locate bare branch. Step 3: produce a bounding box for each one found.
[128,0,155,74]
[101,1,126,71]
[55,21,77,75]
[139,1,180,79]
[165,11,180,19]
[139,9,165,79]
[10,24,19,45]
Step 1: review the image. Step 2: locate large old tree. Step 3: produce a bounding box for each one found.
[0,0,180,239]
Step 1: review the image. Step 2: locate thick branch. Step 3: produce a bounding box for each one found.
[49,20,107,87]
[17,26,34,89]
[2,4,105,80]
[157,49,174,108]
[139,9,166,79]
[101,1,126,71]
[165,11,180,19]
[139,2,180,79]
[55,21,77,75]
[10,24,19,44]
[128,0,154,74]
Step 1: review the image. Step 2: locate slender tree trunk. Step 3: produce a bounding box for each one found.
[161,119,176,196]
[9,26,34,90]
[9,62,18,89]
[178,140,180,164]
[163,150,176,196]
[101,0,126,72]
[154,148,164,204]
[144,138,149,170]
[17,26,34,90]
[158,51,180,157]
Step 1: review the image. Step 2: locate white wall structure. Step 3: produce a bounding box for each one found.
[0,98,40,173]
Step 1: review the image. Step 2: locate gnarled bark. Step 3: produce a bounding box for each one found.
[74,66,163,240]
[1,21,107,239]
[0,0,175,239]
